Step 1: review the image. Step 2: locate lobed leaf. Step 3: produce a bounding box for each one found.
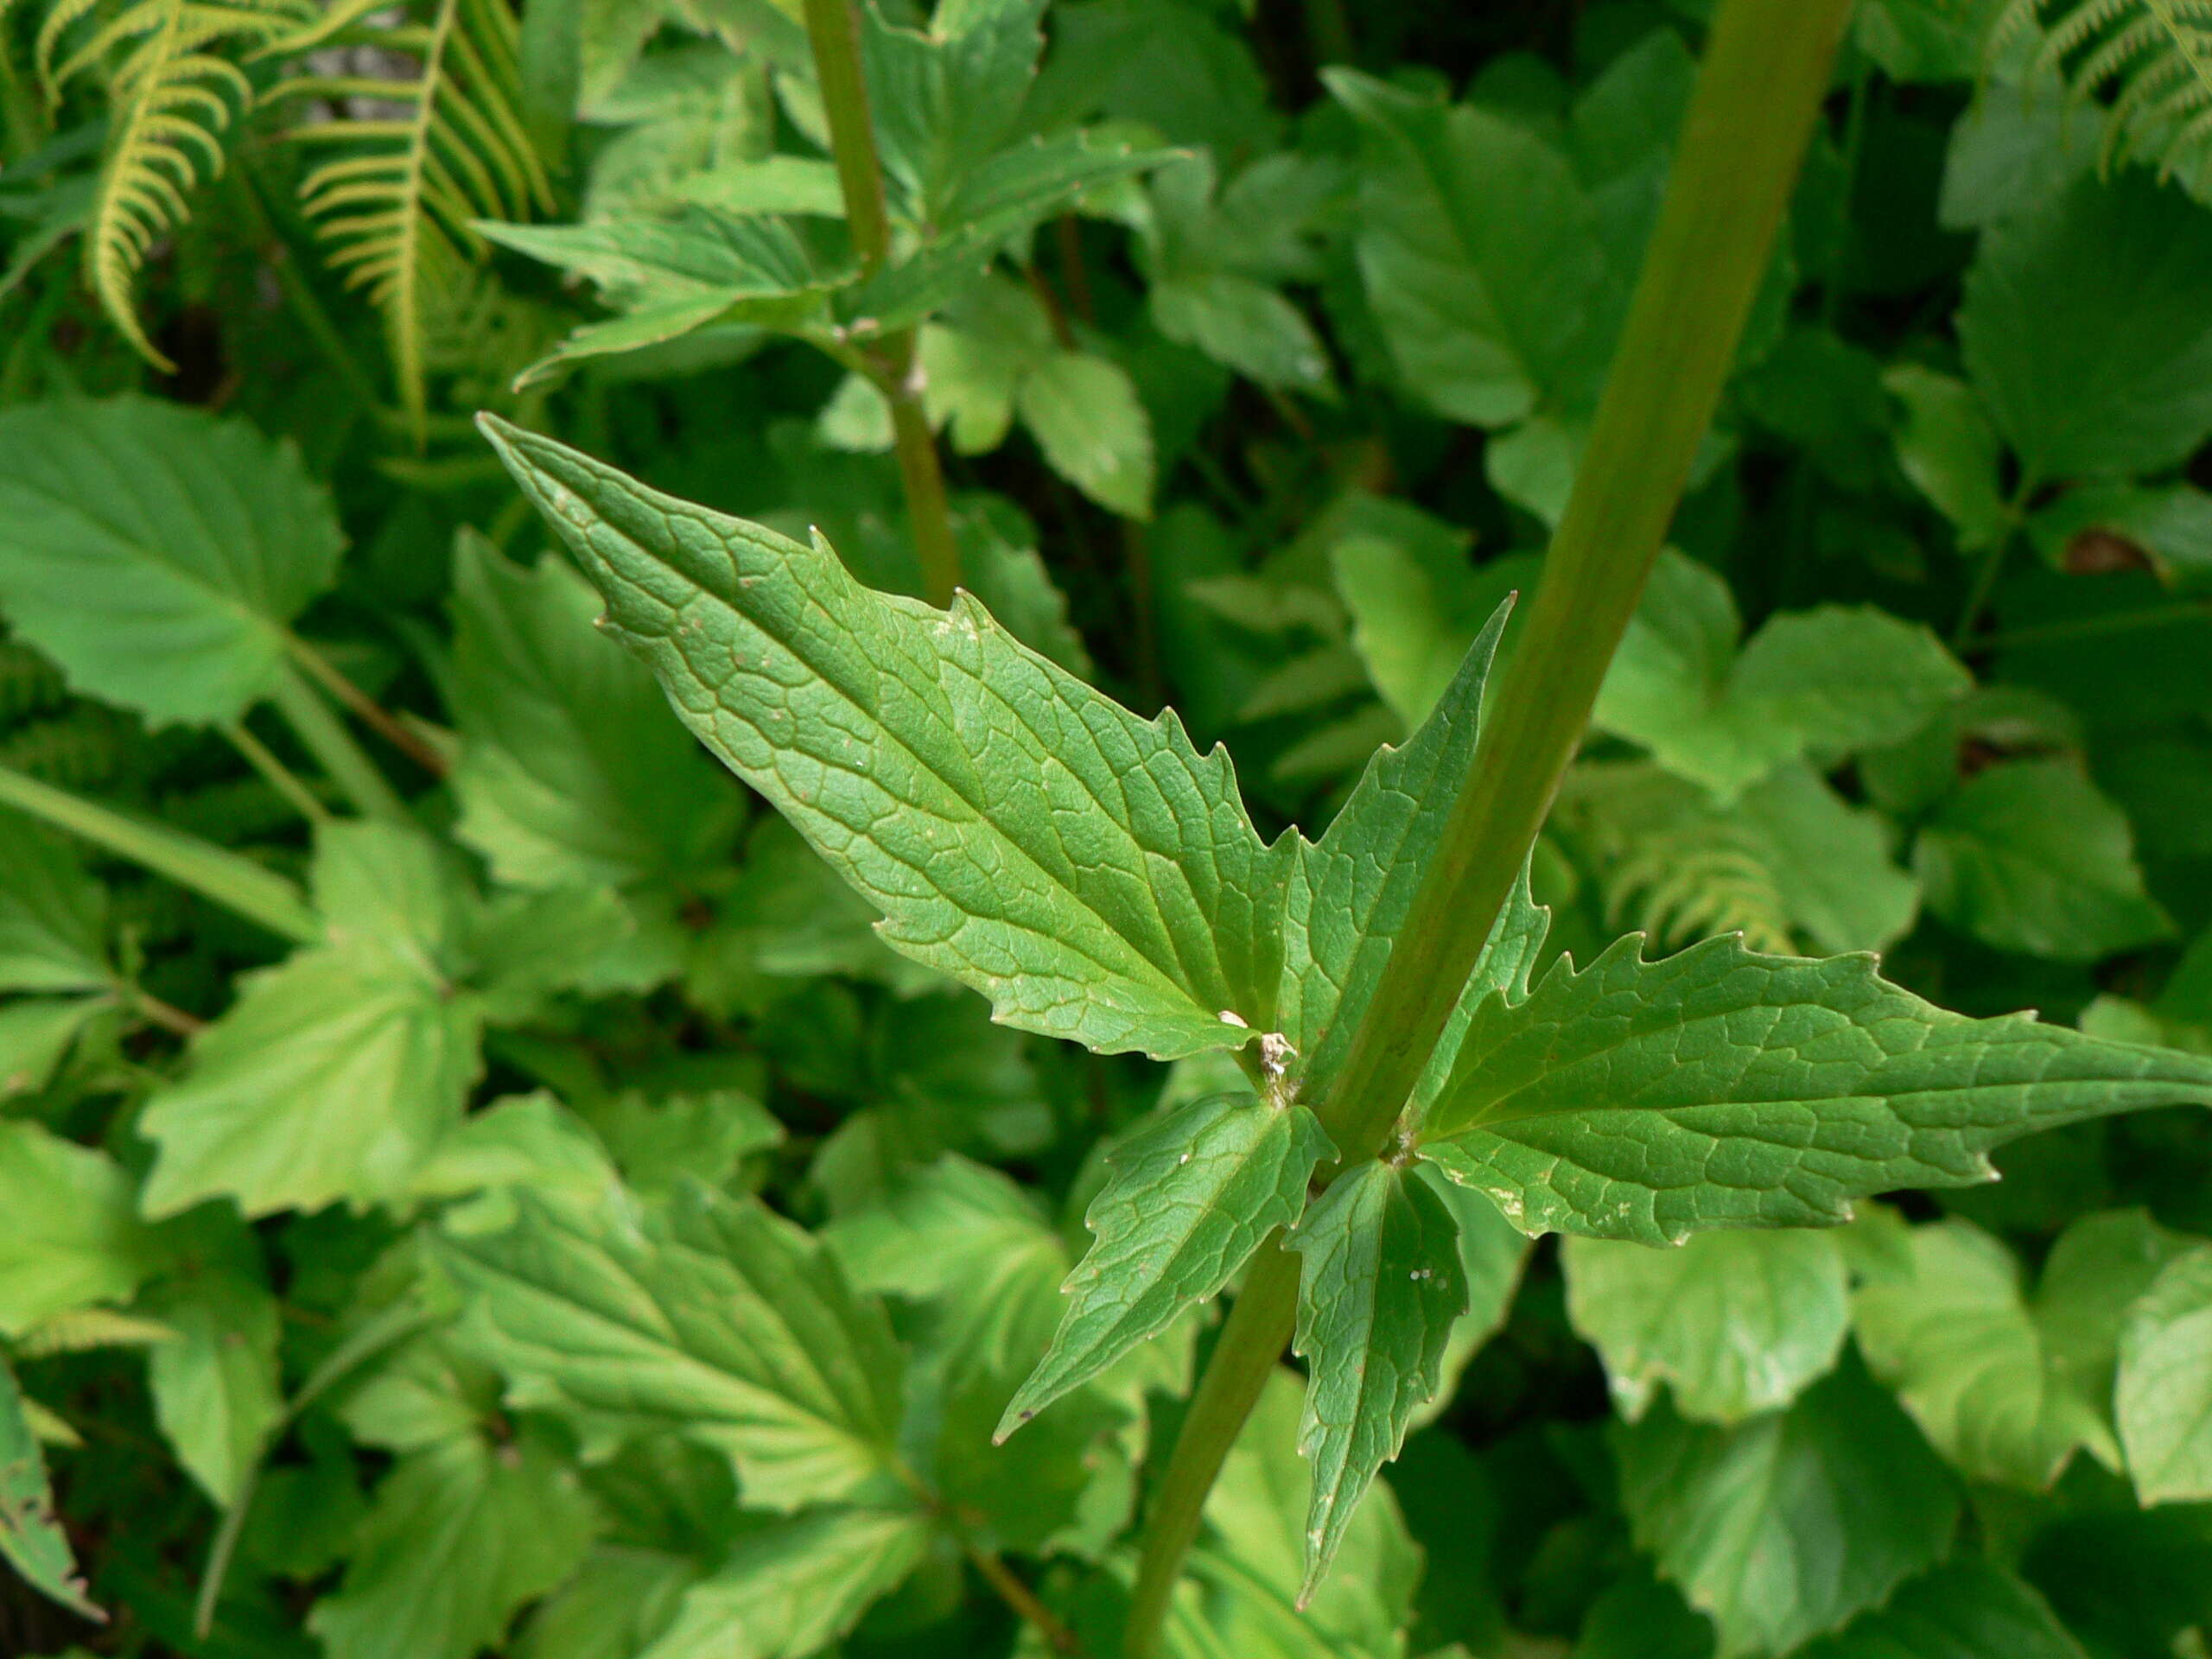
[440,1182,906,1511]
[480,417,1291,1061]
[1418,932,2212,1246]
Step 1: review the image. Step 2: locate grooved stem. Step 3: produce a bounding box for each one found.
[1120,3,1853,1652]
[801,0,961,606]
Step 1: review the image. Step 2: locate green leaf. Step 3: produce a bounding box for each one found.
[1328,70,1601,427]
[1014,350,1157,519]
[1852,1216,2117,1489]
[449,532,744,893]
[1794,1560,2090,1659]
[636,1507,931,1659]
[1885,364,2012,551]
[861,0,1046,224]
[1594,552,1971,803]
[307,1433,598,1659]
[1616,1357,1960,1659]
[441,1182,906,1510]
[0,397,343,725]
[2117,1245,2212,1504]
[140,825,486,1218]
[479,418,1290,1062]
[581,1090,783,1203]
[1287,1158,1466,1600]
[825,1154,1066,1377]
[146,1265,283,1508]
[0,1120,154,1336]
[0,813,110,993]
[1416,933,2212,1245]
[0,997,111,1100]
[1414,1172,1533,1429]
[1916,760,2172,962]
[0,1356,97,1619]
[998,1091,1334,1437]
[1959,172,2212,481]
[1563,1226,1850,1424]
[1278,599,1515,1112]
[1152,272,1332,396]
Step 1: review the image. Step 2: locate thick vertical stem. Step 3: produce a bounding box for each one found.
[801,0,961,606]
[1120,3,1853,1654]
[1122,1242,1299,1650]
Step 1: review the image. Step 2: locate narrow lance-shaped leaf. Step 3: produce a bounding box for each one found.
[1287,1159,1465,1600]
[1418,934,2212,1246]
[996,1090,1335,1439]
[479,416,1290,1063]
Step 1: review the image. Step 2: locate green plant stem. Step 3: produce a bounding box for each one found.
[195,1299,438,1637]
[963,1541,1086,1656]
[1122,1240,1300,1650]
[223,719,333,826]
[800,0,961,606]
[1122,3,1853,1653]
[287,635,450,777]
[130,987,207,1038]
[0,762,321,944]
[268,661,411,823]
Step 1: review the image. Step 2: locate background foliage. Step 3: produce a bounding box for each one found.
[3,0,2212,1657]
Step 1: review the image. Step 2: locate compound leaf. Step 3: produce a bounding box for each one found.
[480,417,1289,1062]
[1288,1158,1466,1600]
[441,1183,906,1511]
[1417,933,2212,1246]
[307,1433,597,1659]
[997,1090,1333,1437]
[139,825,485,1218]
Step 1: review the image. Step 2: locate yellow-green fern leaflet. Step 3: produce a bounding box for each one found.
[33,0,310,365]
[268,0,554,440]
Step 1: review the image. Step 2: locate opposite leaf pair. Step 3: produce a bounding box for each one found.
[480,416,2212,1597]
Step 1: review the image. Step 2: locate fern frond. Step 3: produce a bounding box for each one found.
[38,0,310,365]
[2024,0,2212,193]
[1554,763,1798,955]
[269,0,553,438]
